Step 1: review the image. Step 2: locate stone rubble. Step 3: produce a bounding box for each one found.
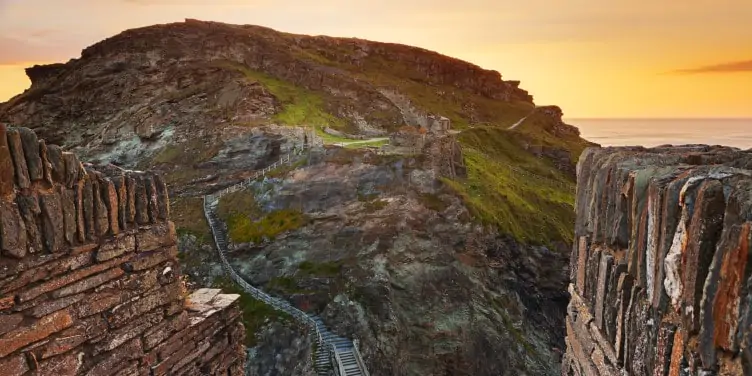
[563,145,752,375]
[0,124,245,375]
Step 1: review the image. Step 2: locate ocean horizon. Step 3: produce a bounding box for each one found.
[566,118,752,149]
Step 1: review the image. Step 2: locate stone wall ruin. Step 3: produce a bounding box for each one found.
[563,145,752,375]
[0,124,245,375]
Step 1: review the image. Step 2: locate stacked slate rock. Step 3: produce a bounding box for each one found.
[0,124,246,375]
[563,144,752,376]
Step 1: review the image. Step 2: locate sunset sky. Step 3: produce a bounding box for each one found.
[0,0,750,118]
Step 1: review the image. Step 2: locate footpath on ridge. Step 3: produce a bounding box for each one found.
[202,137,371,376]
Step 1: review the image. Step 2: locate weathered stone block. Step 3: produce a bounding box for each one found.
[32,316,107,360]
[144,174,159,223]
[130,246,177,272]
[85,338,143,375]
[18,254,130,302]
[125,176,136,224]
[0,353,29,376]
[36,351,84,375]
[595,252,614,330]
[0,124,15,196]
[28,292,87,318]
[18,127,42,181]
[681,179,725,335]
[0,313,23,336]
[112,176,127,230]
[668,328,686,376]
[61,186,77,245]
[101,178,119,235]
[40,191,65,253]
[6,127,29,190]
[51,267,124,298]
[0,200,27,259]
[39,139,54,184]
[82,176,95,241]
[0,309,73,357]
[134,175,150,224]
[97,234,136,262]
[16,194,42,254]
[62,152,81,188]
[154,174,169,220]
[47,144,65,183]
[654,323,677,376]
[95,309,163,355]
[106,282,182,328]
[136,222,176,252]
[90,173,109,237]
[143,311,189,350]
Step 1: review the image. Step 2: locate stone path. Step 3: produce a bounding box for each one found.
[203,142,370,376]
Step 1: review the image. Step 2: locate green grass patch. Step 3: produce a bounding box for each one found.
[445,127,576,245]
[152,138,222,166]
[227,209,308,244]
[418,193,449,212]
[171,197,210,241]
[212,276,291,346]
[217,190,261,221]
[297,260,343,277]
[226,63,347,129]
[363,199,388,213]
[343,139,389,149]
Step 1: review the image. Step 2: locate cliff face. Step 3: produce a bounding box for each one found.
[564,145,752,375]
[0,19,534,159]
[0,19,595,375]
[0,124,245,375]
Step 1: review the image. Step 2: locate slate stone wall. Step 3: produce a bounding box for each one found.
[563,145,752,376]
[0,124,245,375]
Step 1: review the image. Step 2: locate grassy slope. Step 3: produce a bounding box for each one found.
[209,53,587,245]
[446,127,577,244]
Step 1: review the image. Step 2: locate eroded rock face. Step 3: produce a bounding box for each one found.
[216,147,569,376]
[563,145,752,375]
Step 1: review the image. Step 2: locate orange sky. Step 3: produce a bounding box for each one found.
[0,0,750,118]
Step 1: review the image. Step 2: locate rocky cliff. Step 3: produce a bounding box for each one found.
[0,19,594,375]
[564,145,752,375]
[0,125,245,375]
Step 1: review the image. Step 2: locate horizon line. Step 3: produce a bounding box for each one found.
[565,117,752,121]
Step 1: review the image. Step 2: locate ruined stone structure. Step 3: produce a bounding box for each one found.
[0,125,245,375]
[564,145,752,375]
[426,115,451,134]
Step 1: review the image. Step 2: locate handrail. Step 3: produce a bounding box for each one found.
[333,347,348,376]
[202,132,370,375]
[352,339,371,376]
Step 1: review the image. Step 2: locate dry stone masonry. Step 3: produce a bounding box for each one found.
[0,124,245,375]
[564,145,752,375]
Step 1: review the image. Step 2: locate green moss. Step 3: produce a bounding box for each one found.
[217,190,261,221]
[444,127,575,245]
[227,63,347,129]
[227,209,308,244]
[151,139,222,166]
[343,139,389,149]
[212,276,291,346]
[297,260,342,277]
[418,193,449,212]
[171,197,210,240]
[363,199,388,213]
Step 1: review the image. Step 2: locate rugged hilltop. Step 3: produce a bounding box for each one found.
[1,19,593,375]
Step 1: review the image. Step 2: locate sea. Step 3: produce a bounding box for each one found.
[566,118,752,150]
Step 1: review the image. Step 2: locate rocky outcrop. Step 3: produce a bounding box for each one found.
[564,145,752,375]
[0,124,245,375]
